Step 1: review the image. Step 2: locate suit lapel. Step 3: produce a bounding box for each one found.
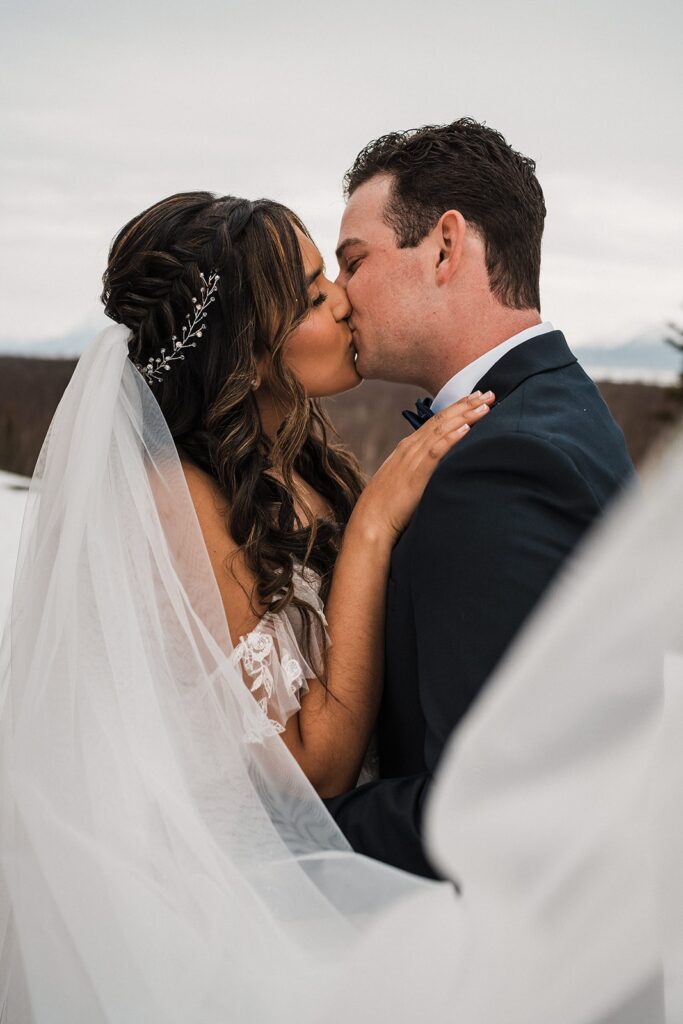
[474,331,577,404]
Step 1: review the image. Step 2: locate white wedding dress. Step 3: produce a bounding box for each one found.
[232,564,379,784]
[0,324,681,1023]
[231,561,325,742]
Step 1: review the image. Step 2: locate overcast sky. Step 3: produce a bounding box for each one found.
[1,0,682,349]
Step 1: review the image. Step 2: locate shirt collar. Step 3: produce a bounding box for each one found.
[431,321,555,413]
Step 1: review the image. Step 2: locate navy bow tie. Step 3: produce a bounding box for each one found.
[402,396,434,430]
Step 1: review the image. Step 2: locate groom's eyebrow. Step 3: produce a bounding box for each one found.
[335,238,366,264]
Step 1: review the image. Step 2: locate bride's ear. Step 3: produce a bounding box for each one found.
[435,210,466,285]
[251,353,270,391]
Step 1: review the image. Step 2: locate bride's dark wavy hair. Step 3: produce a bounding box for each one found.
[101,191,364,681]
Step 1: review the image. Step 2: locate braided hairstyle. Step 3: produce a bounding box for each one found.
[102,192,364,680]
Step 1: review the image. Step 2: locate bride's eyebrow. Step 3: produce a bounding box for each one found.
[306,263,325,285]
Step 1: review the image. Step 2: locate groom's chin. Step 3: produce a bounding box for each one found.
[354,361,385,383]
[353,353,373,381]
[353,346,393,383]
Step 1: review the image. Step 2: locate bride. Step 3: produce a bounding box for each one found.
[1,190,681,1024]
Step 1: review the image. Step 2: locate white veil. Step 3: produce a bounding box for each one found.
[0,326,439,1023]
[0,324,681,1022]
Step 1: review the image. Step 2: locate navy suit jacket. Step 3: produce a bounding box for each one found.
[325,331,635,878]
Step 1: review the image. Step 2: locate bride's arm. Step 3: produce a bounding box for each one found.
[183,393,493,797]
[296,397,490,796]
[291,510,392,795]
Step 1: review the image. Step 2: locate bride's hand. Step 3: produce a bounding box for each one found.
[352,391,495,545]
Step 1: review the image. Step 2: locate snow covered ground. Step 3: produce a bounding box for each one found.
[0,470,30,630]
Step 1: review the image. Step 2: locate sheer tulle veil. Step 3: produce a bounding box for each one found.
[0,325,681,1022]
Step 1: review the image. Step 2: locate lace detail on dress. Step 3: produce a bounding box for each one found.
[233,562,327,743]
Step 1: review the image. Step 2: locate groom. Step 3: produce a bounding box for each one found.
[325,119,635,878]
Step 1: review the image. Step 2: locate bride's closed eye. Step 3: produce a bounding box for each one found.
[312,291,327,307]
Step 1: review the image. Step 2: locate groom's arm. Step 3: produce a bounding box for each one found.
[326,431,602,878]
[325,772,437,877]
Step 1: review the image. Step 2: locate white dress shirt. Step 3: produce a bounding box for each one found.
[430,322,556,413]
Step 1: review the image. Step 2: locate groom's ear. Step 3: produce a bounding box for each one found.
[434,210,466,285]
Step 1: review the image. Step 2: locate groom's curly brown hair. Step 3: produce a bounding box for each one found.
[344,117,546,311]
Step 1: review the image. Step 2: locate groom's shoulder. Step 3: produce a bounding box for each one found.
[417,422,601,536]
[445,357,624,459]
[435,371,579,466]
[492,356,608,426]
[435,419,581,482]
[426,360,633,501]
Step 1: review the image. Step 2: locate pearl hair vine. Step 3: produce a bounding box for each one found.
[135,269,220,383]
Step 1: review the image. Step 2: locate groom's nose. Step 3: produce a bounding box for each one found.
[330,279,352,322]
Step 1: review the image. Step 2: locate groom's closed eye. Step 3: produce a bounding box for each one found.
[335,254,364,286]
[335,237,367,271]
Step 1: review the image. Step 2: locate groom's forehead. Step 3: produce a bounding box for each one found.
[337,174,394,244]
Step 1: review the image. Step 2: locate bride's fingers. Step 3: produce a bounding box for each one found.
[414,391,495,454]
[442,390,495,423]
[430,391,494,429]
[362,390,496,540]
[425,405,491,460]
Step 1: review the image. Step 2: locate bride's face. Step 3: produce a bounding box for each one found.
[278,228,361,398]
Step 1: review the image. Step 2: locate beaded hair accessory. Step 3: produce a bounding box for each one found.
[135,269,220,383]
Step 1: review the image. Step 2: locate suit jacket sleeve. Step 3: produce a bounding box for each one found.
[325,430,602,879]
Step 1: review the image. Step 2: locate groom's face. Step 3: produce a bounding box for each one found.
[335,174,433,384]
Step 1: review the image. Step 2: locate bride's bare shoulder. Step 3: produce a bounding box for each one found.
[178,454,239,555]
[179,454,228,513]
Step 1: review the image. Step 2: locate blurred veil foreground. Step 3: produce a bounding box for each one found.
[0,325,681,1023]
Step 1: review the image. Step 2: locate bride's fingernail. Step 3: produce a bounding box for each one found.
[475,403,489,413]
[471,390,482,398]
[482,391,494,400]
[458,423,470,434]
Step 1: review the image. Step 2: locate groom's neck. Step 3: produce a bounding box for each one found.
[427,306,542,396]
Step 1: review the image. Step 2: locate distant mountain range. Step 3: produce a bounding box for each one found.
[576,332,680,372]
[1,322,680,381]
[0,320,109,359]
[575,328,680,384]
